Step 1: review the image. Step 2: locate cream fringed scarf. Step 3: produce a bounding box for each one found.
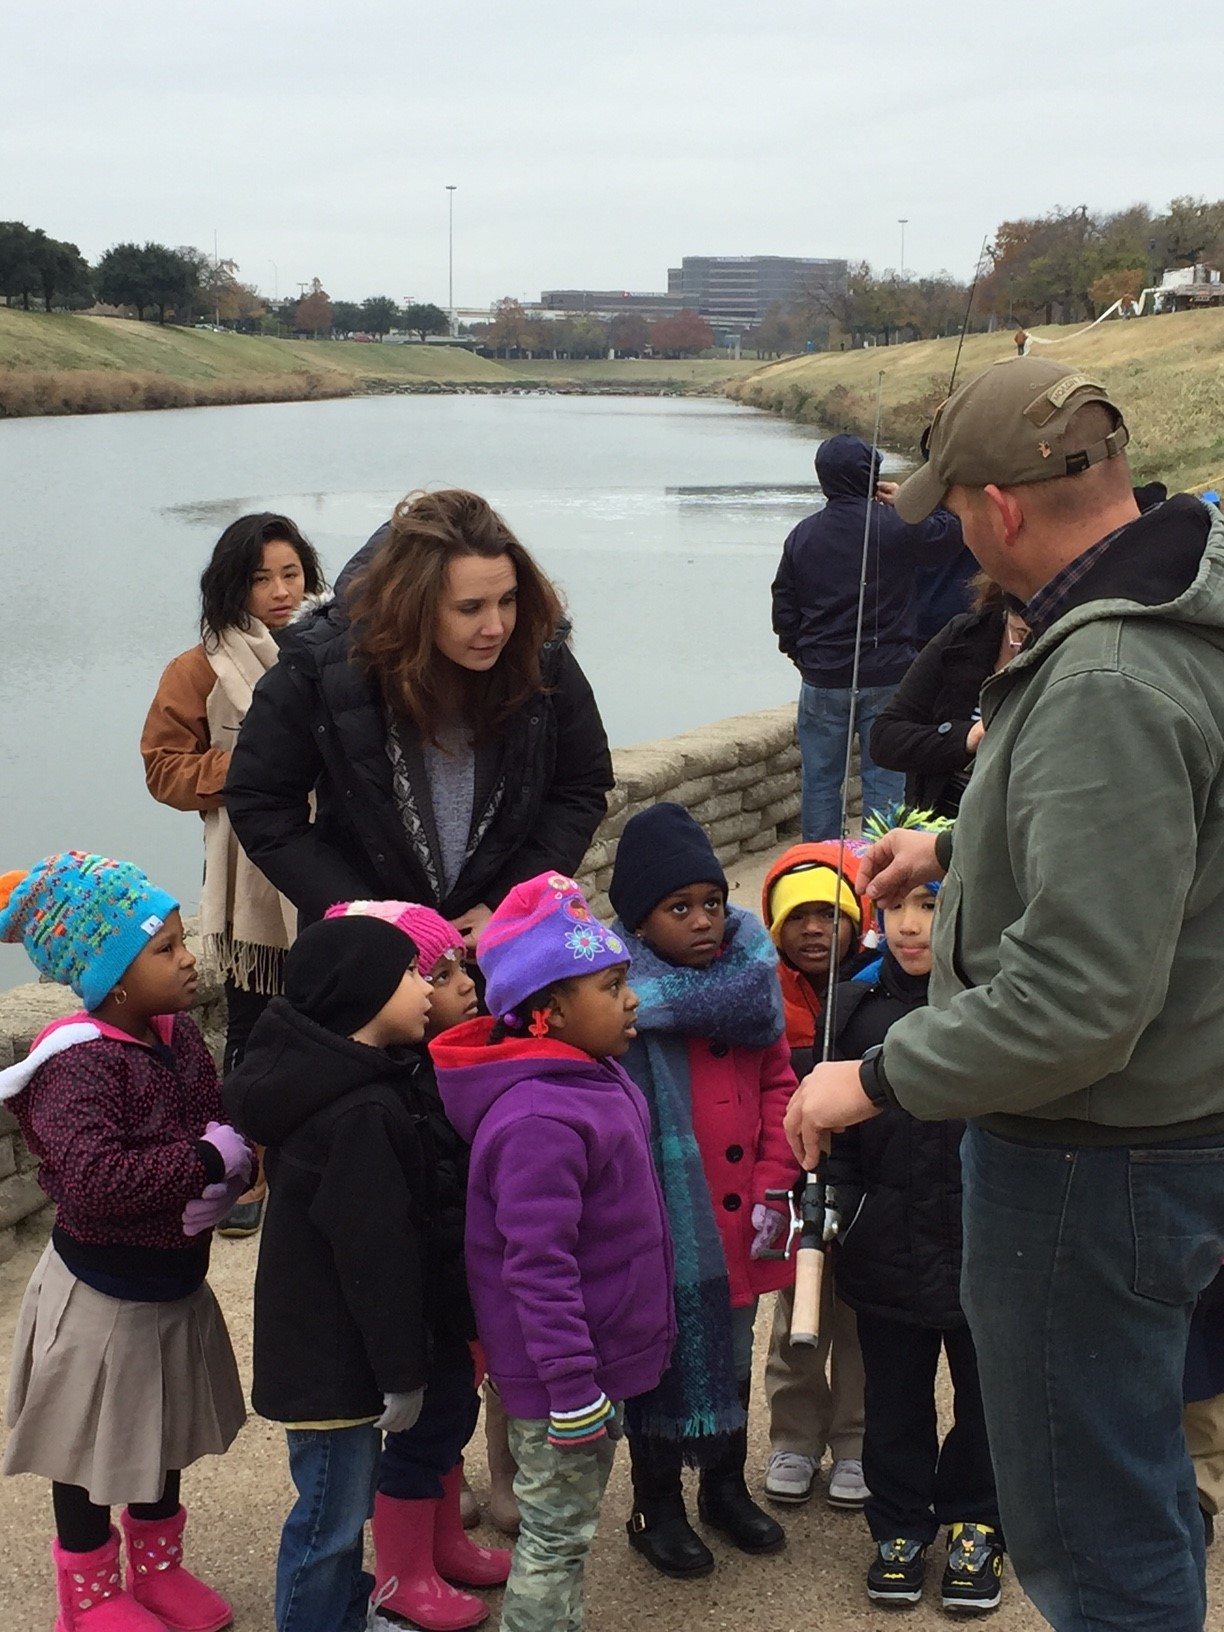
[199,623,297,993]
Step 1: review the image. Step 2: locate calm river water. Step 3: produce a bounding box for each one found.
[0,391,899,987]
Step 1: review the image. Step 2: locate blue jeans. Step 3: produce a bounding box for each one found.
[277,1423,380,1632]
[797,682,904,841]
[961,1125,1224,1631]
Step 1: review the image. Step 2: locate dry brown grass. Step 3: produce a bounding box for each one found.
[728,309,1224,492]
[0,368,352,417]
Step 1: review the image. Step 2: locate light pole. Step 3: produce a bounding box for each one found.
[269,261,278,301]
[898,218,908,278]
[446,185,457,334]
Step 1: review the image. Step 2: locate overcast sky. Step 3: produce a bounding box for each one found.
[6,1,1222,308]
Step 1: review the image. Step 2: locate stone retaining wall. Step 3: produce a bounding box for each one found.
[0,704,858,1259]
[575,705,802,917]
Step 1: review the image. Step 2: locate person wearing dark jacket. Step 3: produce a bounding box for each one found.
[868,582,1027,817]
[319,898,512,1632]
[828,870,1004,1616]
[770,434,964,841]
[223,915,441,1632]
[224,488,614,945]
[913,547,977,647]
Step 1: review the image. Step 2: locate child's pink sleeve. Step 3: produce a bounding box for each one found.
[755,1034,802,1196]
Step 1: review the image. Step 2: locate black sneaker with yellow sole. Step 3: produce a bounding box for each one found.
[941,1522,1005,1614]
[867,1537,927,1606]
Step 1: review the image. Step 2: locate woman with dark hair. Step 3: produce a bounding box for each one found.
[224,489,614,946]
[867,574,1028,819]
[142,512,325,1235]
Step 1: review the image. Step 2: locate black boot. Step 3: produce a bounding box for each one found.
[697,1385,785,1556]
[626,1434,715,1579]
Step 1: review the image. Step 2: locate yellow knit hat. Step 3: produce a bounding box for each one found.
[767,866,861,944]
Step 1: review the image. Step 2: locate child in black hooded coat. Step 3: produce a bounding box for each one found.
[827,877,1005,1616]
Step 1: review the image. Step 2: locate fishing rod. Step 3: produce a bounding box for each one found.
[948,234,990,394]
[770,371,886,1347]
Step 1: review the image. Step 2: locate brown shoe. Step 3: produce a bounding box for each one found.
[483,1387,520,1537]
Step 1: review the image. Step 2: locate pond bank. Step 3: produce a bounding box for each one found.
[726,309,1224,491]
[0,309,754,418]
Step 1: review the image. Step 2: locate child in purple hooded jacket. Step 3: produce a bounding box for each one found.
[432,871,675,1632]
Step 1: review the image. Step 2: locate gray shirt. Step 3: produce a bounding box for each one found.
[422,727,476,895]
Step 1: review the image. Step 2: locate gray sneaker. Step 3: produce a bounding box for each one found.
[764,1451,818,1503]
[828,1457,870,1509]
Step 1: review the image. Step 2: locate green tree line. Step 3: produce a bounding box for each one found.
[745,195,1224,356]
[0,224,449,341]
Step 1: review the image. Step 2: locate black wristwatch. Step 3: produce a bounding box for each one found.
[858,1045,893,1109]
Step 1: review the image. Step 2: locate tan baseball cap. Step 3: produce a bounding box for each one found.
[894,356,1130,523]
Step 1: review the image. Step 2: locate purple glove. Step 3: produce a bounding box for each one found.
[750,1203,786,1260]
[201,1121,253,1187]
[182,1174,246,1237]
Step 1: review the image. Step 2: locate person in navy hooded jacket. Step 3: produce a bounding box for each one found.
[771,433,963,842]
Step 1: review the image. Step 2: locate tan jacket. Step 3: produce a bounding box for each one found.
[141,644,231,812]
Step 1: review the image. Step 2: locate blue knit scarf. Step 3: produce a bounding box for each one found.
[615,905,784,1462]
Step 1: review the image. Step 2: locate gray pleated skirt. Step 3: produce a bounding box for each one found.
[4,1243,246,1505]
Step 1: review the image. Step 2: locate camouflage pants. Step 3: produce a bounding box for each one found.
[501,1416,617,1632]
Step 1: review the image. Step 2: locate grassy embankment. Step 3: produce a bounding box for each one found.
[0,308,516,417]
[0,309,759,418]
[728,309,1224,492]
[508,356,761,390]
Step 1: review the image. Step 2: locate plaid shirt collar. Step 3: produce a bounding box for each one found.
[1021,524,1128,639]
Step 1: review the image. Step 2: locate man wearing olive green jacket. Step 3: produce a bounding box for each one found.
[786,357,1224,1632]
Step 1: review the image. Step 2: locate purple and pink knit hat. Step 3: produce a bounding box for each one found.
[324,899,465,974]
[478,872,629,1023]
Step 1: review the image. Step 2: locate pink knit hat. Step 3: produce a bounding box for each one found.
[324,900,465,976]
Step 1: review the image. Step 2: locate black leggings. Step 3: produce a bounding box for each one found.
[53,1471,181,1554]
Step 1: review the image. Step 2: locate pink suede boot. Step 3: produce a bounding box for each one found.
[434,1466,511,1588]
[52,1532,164,1632]
[120,1506,231,1632]
[371,1490,489,1631]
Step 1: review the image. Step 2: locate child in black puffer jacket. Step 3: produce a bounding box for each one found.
[828,872,1005,1617]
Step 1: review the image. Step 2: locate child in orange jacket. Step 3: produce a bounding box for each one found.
[760,841,874,1510]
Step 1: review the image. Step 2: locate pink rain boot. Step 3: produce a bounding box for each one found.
[434,1465,511,1588]
[52,1531,164,1632]
[371,1491,489,1631]
[120,1506,231,1632]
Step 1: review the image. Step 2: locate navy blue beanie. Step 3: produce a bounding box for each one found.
[609,802,728,933]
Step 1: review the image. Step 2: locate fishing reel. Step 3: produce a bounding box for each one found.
[759,1172,840,1260]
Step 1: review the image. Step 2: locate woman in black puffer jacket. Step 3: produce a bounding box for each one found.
[867,576,1024,819]
[225,489,614,946]
[825,879,1005,1609]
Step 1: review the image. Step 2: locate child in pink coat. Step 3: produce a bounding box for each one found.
[610,803,800,1579]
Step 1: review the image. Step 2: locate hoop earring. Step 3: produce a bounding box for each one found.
[112,987,128,1007]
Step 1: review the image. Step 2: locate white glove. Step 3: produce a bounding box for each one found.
[375,1389,425,1434]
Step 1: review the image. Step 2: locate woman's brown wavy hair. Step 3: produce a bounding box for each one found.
[348,488,564,742]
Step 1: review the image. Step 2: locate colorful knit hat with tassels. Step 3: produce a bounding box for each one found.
[862,804,954,896]
[0,852,179,1011]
